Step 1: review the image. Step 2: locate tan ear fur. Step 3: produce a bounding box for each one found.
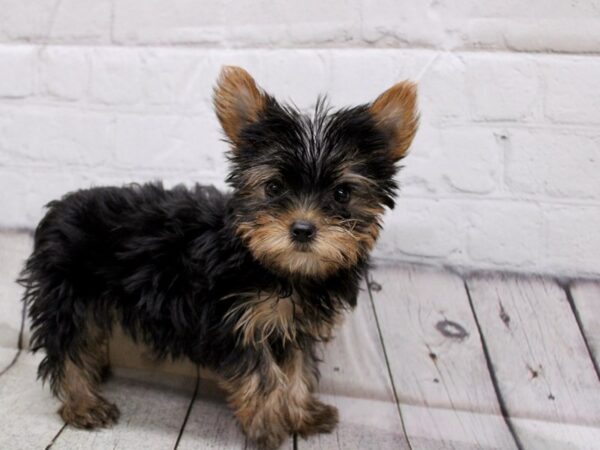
[213,66,266,145]
[369,81,419,161]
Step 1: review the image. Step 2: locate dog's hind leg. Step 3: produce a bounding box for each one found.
[55,323,120,429]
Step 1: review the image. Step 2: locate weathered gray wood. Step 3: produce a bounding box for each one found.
[53,367,196,449]
[0,346,18,374]
[468,275,600,449]
[371,265,517,449]
[570,281,600,372]
[298,280,410,450]
[0,353,64,448]
[176,374,248,450]
[0,231,31,349]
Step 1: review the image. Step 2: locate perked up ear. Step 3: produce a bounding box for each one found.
[369,81,419,161]
[213,66,266,145]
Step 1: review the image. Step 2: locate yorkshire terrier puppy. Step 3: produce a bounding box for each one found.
[20,66,418,448]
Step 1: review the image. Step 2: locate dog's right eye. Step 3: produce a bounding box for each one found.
[265,180,284,198]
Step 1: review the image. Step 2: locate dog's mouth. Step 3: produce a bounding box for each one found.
[292,241,313,253]
[236,215,369,278]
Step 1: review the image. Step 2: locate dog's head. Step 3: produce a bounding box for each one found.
[214,66,418,279]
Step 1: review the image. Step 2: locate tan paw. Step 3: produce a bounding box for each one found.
[296,399,339,437]
[60,397,120,429]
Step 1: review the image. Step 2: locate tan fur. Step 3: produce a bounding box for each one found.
[213,66,266,145]
[220,348,338,448]
[225,288,344,349]
[226,291,298,347]
[236,207,378,278]
[56,325,119,428]
[242,165,281,191]
[369,81,419,160]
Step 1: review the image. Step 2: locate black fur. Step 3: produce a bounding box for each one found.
[22,181,363,384]
[19,67,417,447]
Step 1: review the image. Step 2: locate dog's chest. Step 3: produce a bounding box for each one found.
[230,289,341,347]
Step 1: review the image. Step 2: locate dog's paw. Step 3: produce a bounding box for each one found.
[253,430,288,450]
[60,397,120,429]
[296,399,339,438]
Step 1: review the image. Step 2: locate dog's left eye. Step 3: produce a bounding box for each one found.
[265,180,284,198]
[334,185,351,203]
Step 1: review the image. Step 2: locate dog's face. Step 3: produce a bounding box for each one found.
[214,67,418,279]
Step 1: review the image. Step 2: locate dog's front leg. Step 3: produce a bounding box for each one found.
[220,347,338,449]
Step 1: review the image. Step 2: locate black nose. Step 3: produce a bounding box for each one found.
[290,220,316,243]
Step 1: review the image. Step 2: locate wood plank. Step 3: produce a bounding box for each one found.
[0,352,64,448]
[0,231,31,349]
[370,265,517,449]
[52,367,196,449]
[570,281,600,373]
[468,274,600,448]
[0,346,19,375]
[298,280,410,450]
[176,374,248,450]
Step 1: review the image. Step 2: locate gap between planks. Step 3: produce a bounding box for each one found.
[466,274,600,449]
[463,280,524,450]
[564,283,600,382]
[173,366,201,449]
[0,299,27,377]
[365,269,413,450]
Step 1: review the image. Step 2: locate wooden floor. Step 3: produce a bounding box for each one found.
[1,231,599,449]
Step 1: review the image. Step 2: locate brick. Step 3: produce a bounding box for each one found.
[0,47,35,98]
[328,50,431,106]
[0,108,114,166]
[0,0,111,43]
[465,55,539,121]
[419,54,469,123]
[0,167,86,227]
[399,123,443,196]
[544,205,600,275]
[359,0,443,47]
[113,0,361,46]
[260,51,330,108]
[40,47,89,101]
[543,58,600,124]
[113,113,226,174]
[90,49,144,105]
[505,129,600,198]
[142,50,209,109]
[437,128,503,194]
[399,125,503,196]
[435,1,600,52]
[376,199,465,259]
[467,202,544,267]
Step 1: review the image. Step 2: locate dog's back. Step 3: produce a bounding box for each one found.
[20,183,239,391]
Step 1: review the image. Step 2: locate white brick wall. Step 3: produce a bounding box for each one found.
[0,1,599,278]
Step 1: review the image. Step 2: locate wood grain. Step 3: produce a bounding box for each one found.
[53,367,196,449]
[570,281,600,373]
[176,374,249,450]
[0,347,17,374]
[0,353,64,448]
[0,231,31,349]
[468,274,600,448]
[298,280,410,450]
[370,265,517,449]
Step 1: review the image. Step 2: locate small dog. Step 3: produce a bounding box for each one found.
[20,66,418,448]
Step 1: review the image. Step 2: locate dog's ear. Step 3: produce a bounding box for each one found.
[369,81,419,161]
[213,66,266,145]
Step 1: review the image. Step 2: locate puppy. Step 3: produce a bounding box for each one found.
[20,66,418,448]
